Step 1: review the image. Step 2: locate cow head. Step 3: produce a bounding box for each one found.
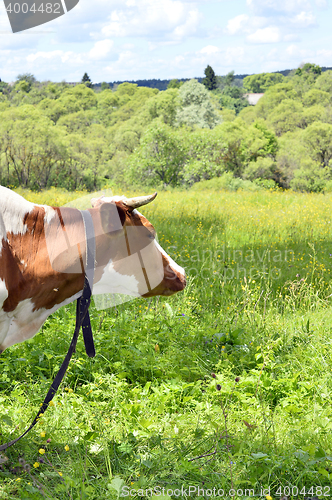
[90,193,186,300]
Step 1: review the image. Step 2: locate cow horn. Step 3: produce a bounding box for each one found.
[123,192,157,209]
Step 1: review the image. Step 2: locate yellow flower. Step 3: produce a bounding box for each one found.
[40,431,46,438]
[58,472,63,476]
[65,445,69,451]
[16,478,21,481]
[266,496,272,500]
[49,401,55,407]
[39,448,45,455]
[33,462,40,468]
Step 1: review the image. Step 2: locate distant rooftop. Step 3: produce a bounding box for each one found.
[244,93,264,105]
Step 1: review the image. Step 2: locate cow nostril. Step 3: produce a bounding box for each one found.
[165,269,177,280]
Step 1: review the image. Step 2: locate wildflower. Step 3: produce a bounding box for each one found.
[211,373,216,378]
[64,445,69,451]
[266,496,272,500]
[49,401,54,407]
[16,478,21,481]
[47,438,51,443]
[40,431,46,438]
[38,448,45,455]
[33,462,40,468]
[58,472,63,476]
[216,384,221,391]
[235,377,240,382]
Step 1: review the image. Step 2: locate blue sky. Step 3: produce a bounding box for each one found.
[0,0,331,83]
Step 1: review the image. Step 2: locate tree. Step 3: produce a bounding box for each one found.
[202,65,217,91]
[101,82,110,91]
[295,63,321,77]
[225,71,235,87]
[242,121,278,163]
[254,82,298,120]
[302,122,332,167]
[243,157,276,181]
[176,79,220,129]
[167,79,183,89]
[0,105,66,189]
[243,73,285,93]
[15,73,36,92]
[315,70,332,93]
[57,110,96,134]
[220,86,249,115]
[0,81,9,95]
[268,99,305,136]
[302,88,330,107]
[81,72,93,89]
[146,89,179,126]
[290,158,329,192]
[292,64,322,95]
[127,122,186,187]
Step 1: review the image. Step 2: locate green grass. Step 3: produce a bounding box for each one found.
[2,187,332,498]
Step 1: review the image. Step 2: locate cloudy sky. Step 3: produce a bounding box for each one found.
[0,0,331,83]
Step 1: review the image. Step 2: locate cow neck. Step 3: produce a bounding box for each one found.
[0,209,96,452]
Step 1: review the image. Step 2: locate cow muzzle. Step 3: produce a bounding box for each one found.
[143,265,186,298]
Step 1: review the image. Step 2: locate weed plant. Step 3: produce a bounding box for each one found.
[1,187,332,498]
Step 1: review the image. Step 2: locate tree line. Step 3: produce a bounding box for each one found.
[1,64,332,192]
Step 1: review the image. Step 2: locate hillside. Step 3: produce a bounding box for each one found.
[1,63,332,192]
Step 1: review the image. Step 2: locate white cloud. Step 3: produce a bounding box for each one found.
[247,26,281,43]
[199,45,221,55]
[247,0,311,14]
[225,14,249,35]
[291,11,316,26]
[88,39,114,60]
[101,0,200,40]
[284,33,300,41]
[192,45,246,70]
[26,50,81,64]
[285,44,314,59]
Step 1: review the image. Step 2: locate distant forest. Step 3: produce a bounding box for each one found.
[95,67,332,91]
[2,63,332,193]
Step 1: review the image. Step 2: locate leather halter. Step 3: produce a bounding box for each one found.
[0,210,96,451]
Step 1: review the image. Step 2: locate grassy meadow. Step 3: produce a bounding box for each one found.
[2,185,332,498]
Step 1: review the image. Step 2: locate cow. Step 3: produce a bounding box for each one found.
[0,186,186,353]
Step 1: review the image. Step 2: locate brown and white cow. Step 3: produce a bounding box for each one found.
[0,186,186,353]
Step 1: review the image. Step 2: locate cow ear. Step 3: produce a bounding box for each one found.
[99,202,126,235]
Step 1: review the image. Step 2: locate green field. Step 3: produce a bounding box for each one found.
[2,185,332,499]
